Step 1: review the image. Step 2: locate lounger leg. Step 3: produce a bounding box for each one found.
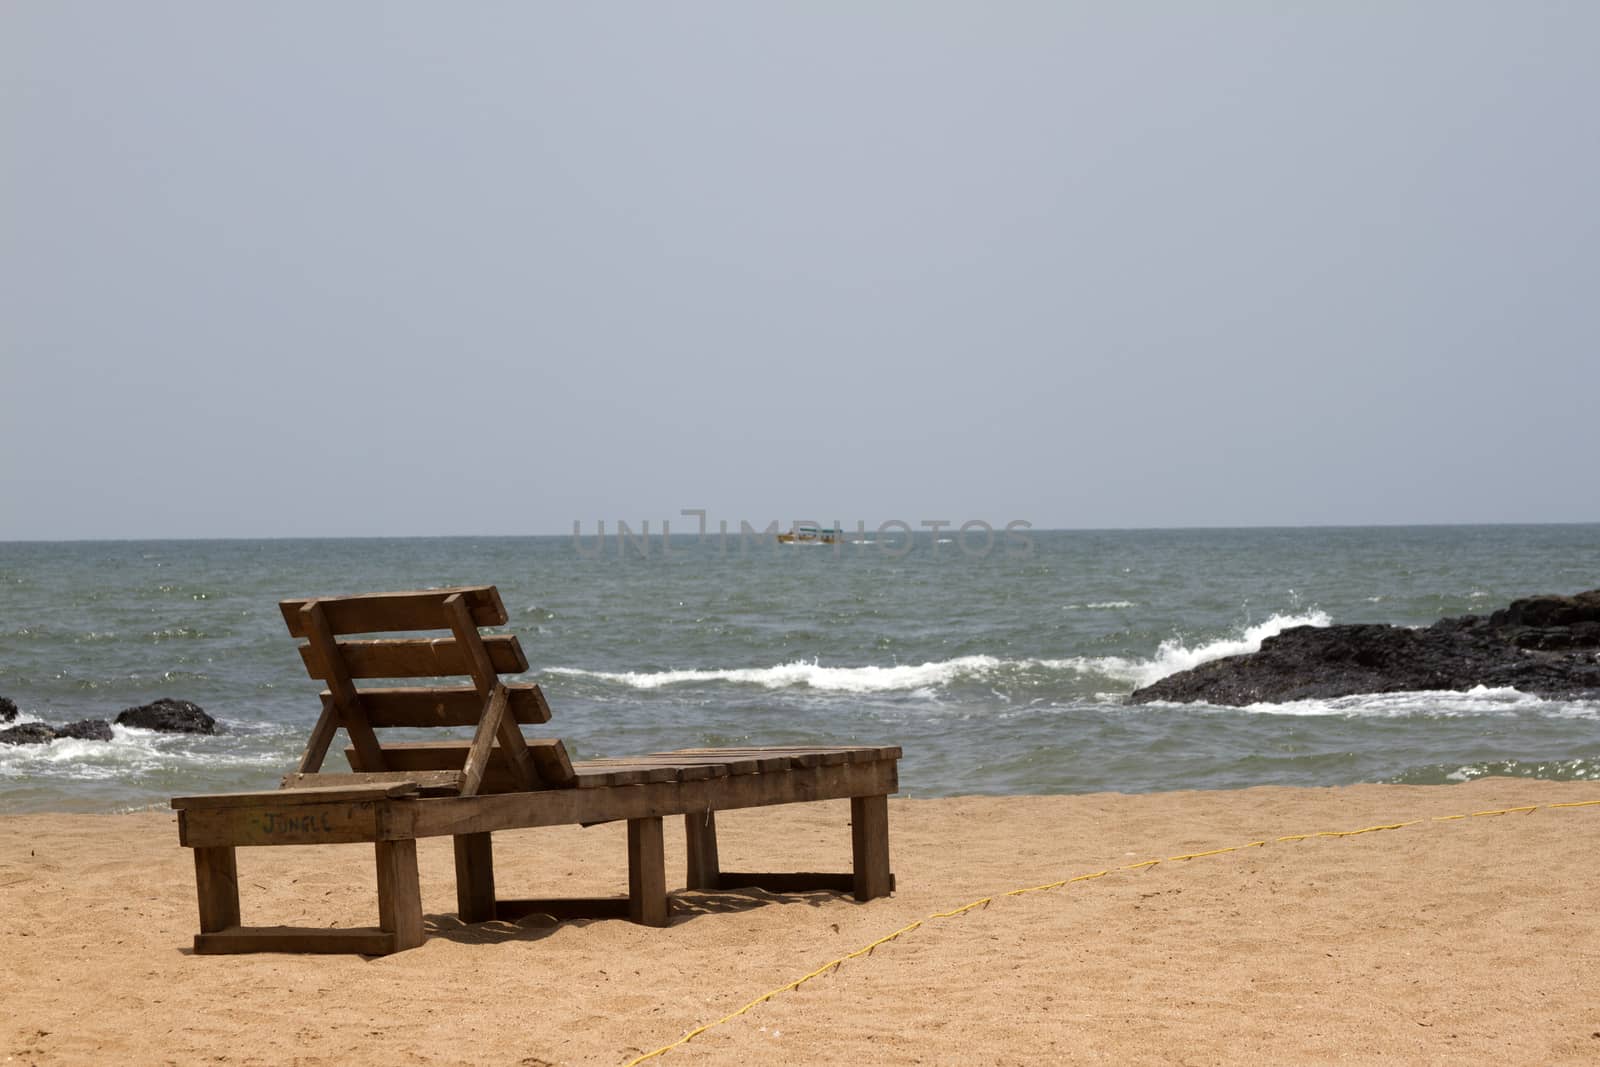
[193,846,241,932]
[376,839,425,952]
[627,816,669,927]
[453,832,497,923]
[851,795,893,901]
[684,810,721,891]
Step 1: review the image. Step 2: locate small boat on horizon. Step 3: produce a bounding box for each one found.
[777,523,842,545]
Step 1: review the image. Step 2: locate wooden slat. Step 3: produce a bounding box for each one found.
[346,738,557,771]
[605,754,756,775]
[298,635,527,680]
[302,601,387,772]
[341,740,572,794]
[280,586,507,636]
[580,757,730,781]
[443,594,537,792]
[460,686,509,797]
[172,782,420,810]
[280,771,463,796]
[179,799,386,848]
[529,737,576,788]
[409,759,900,838]
[714,871,890,894]
[444,593,499,695]
[494,897,632,922]
[328,685,551,727]
[569,763,681,787]
[297,703,341,774]
[194,926,397,955]
[669,746,903,763]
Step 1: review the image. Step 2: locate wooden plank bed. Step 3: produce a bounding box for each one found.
[170,585,900,955]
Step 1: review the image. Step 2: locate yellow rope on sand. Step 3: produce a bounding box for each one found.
[621,796,1600,1066]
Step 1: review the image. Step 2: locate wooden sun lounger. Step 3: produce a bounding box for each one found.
[170,586,900,955]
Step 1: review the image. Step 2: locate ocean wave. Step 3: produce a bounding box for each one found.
[1063,601,1137,611]
[545,655,1010,693]
[1131,686,1600,719]
[0,724,285,781]
[1055,611,1332,689]
[1239,686,1595,718]
[545,611,1332,695]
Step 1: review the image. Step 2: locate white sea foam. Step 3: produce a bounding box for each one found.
[1135,686,1598,719]
[0,722,286,783]
[1063,601,1137,611]
[546,655,1008,693]
[1055,611,1333,689]
[547,611,1333,695]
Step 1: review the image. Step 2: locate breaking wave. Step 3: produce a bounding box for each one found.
[545,612,1332,695]
[1059,611,1333,689]
[545,656,1009,694]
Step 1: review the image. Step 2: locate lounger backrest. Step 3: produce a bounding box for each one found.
[279,586,575,793]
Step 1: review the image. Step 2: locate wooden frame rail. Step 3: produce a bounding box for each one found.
[173,755,897,955]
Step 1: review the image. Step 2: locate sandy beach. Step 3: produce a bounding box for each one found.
[3,778,1598,1066]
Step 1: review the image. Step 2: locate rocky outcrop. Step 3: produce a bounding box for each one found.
[114,698,215,734]
[1129,590,1600,706]
[0,723,59,745]
[0,696,16,723]
[55,719,115,742]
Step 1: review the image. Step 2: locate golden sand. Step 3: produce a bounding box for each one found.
[3,778,1598,1065]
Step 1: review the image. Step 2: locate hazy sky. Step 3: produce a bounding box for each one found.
[3,3,1597,539]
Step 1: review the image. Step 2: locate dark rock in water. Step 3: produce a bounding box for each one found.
[114,698,216,734]
[56,719,115,742]
[0,696,16,723]
[0,723,57,745]
[1129,590,1600,706]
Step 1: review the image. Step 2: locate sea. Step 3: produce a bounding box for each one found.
[2,526,1598,814]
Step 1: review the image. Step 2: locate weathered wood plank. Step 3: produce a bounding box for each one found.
[179,799,387,848]
[325,685,552,727]
[447,596,536,792]
[443,593,498,695]
[280,586,507,636]
[598,753,760,775]
[669,745,903,763]
[713,871,898,894]
[459,685,509,797]
[528,736,576,788]
[297,703,341,774]
[302,601,387,771]
[298,635,527,681]
[494,897,632,922]
[348,739,567,772]
[338,743,569,796]
[627,816,669,927]
[569,763,680,787]
[408,759,899,839]
[280,771,461,796]
[194,926,397,955]
[376,839,425,951]
[453,833,496,923]
[684,811,720,891]
[193,847,240,932]
[579,758,729,780]
[851,794,893,901]
[173,782,419,810]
